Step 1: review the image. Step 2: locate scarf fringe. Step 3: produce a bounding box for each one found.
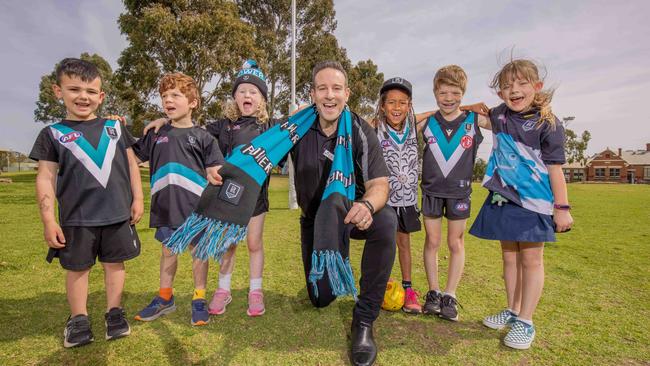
[308,250,358,301]
[164,212,248,261]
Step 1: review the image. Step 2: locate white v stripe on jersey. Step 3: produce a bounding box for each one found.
[50,121,121,188]
[150,173,205,196]
[424,124,476,178]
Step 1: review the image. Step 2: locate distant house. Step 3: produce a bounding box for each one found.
[585,144,650,184]
[0,149,37,172]
[562,161,586,182]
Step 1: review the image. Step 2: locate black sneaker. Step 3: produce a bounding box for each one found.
[105,307,131,340]
[439,294,462,321]
[423,290,442,315]
[63,314,94,348]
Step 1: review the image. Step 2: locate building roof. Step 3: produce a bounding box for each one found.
[621,150,650,165]
[562,161,586,169]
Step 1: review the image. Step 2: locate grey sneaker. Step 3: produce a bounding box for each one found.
[504,320,536,349]
[105,307,131,340]
[63,314,94,348]
[439,294,461,321]
[422,290,442,315]
[483,309,517,330]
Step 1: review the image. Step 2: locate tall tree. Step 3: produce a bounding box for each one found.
[473,158,487,181]
[34,53,125,124]
[347,59,384,120]
[565,128,591,165]
[115,0,257,133]
[236,0,382,117]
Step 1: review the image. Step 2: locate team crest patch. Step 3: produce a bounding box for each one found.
[465,123,472,132]
[455,202,469,211]
[461,135,473,149]
[219,179,244,205]
[106,126,118,139]
[155,136,169,144]
[381,139,391,148]
[498,114,506,123]
[59,131,83,144]
[522,119,536,131]
[188,135,197,145]
[427,136,436,144]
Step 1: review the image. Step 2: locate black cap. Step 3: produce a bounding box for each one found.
[232,59,268,100]
[380,77,412,98]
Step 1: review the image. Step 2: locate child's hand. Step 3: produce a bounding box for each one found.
[553,209,573,232]
[207,166,223,186]
[130,199,144,225]
[44,221,66,248]
[460,103,490,116]
[106,115,128,125]
[143,118,168,135]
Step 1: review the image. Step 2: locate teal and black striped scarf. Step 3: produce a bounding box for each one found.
[165,105,358,299]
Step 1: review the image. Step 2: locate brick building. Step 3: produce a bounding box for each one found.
[584,143,650,183]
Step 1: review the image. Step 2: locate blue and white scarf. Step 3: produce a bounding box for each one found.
[165,105,358,299]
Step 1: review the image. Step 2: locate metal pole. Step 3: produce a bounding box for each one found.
[287,0,298,209]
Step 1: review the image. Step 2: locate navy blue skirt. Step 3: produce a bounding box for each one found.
[469,192,556,243]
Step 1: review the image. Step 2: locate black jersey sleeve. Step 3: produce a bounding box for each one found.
[205,120,223,139]
[202,133,225,167]
[131,129,154,162]
[29,127,58,163]
[121,125,137,148]
[541,118,566,165]
[356,115,389,181]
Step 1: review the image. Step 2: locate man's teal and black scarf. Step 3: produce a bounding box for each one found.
[165,105,358,299]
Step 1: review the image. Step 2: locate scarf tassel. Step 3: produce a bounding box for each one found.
[164,212,248,261]
[308,250,358,301]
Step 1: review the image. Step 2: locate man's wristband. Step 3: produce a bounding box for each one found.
[356,200,375,215]
[553,203,571,210]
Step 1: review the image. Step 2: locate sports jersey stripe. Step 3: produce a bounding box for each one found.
[150,162,207,196]
[423,113,475,178]
[49,120,120,188]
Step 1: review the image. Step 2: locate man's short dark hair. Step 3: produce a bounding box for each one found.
[55,58,101,85]
[311,60,348,89]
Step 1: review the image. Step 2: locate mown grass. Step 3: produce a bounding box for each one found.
[0,171,648,365]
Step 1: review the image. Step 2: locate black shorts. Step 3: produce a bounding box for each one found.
[390,205,421,233]
[46,221,141,271]
[421,194,471,220]
[253,180,270,216]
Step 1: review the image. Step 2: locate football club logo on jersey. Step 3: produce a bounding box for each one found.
[427,136,436,144]
[188,135,197,145]
[461,135,473,149]
[59,131,83,144]
[106,126,118,139]
[522,119,536,131]
[381,139,391,148]
[465,123,472,132]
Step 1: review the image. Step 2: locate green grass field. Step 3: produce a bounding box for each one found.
[0,171,649,365]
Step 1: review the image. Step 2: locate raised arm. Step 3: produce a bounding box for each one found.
[143,118,169,135]
[36,160,66,248]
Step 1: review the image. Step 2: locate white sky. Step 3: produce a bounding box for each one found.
[2,0,649,160]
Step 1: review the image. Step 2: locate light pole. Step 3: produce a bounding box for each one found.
[287,0,298,209]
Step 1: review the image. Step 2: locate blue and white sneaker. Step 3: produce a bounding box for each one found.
[135,296,176,321]
[504,320,536,349]
[483,309,517,330]
[191,299,210,326]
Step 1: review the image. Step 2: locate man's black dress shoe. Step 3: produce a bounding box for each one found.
[350,320,377,366]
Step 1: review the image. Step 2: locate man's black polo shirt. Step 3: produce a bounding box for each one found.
[291,112,388,220]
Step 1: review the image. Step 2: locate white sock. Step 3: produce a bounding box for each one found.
[443,292,456,299]
[517,317,533,326]
[249,277,263,292]
[218,272,232,292]
[507,308,519,316]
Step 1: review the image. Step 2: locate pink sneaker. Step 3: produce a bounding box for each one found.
[208,289,232,315]
[247,289,265,317]
[402,287,422,314]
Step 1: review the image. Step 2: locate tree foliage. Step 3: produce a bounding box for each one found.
[565,127,592,165]
[34,53,125,124]
[473,157,487,181]
[115,0,257,132]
